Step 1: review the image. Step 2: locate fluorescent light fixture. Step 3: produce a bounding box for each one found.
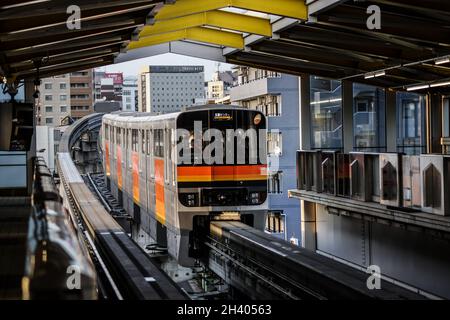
[430,81,450,88]
[310,98,342,105]
[435,57,450,65]
[364,71,386,79]
[407,84,430,91]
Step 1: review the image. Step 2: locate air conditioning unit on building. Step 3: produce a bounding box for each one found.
[379,153,402,207]
[420,155,450,216]
[402,155,421,209]
[321,151,339,196]
[349,152,379,202]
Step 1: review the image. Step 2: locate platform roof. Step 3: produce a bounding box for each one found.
[1,0,450,91]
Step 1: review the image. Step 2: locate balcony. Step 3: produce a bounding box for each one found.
[290,150,450,236]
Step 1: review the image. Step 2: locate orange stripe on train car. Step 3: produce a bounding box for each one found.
[155,159,166,225]
[177,175,267,182]
[177,165,267,176]
[177,165,268,182]
[132,151,140,203]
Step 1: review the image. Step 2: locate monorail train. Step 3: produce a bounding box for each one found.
[101,105,268,266]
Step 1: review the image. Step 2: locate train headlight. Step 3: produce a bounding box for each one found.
[253,114,262,126]
[180,193,198,207]
[250,192,260,204]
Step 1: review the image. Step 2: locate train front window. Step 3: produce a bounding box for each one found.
[177,110,266,166]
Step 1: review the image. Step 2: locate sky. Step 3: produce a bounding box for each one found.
[96,53,235,82]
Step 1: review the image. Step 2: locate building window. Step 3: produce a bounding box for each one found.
[268,171,283,194]
[45,106,53,113]
[60,106,67,113]
[60,94,67,101]
[310,76,343,149]
[45,95,53,101]
[45,117,53,124]
[267,131,282,155]
[265,211,285,234]
[71,71,89,77]
[71,94,89,100]
[353,83,386,152]
[44,83,52,90]
[60,83,67,90]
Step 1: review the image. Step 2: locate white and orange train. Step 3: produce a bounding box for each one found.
[101,105,268,266]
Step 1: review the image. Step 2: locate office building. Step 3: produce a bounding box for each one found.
[122,76,138,111]
[138,65,205,114]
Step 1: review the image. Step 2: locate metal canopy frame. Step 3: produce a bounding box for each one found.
[0,0,449,92]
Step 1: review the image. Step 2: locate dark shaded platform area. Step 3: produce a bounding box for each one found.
[0,197,30,300]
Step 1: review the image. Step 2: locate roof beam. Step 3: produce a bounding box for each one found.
[116,40,226,64]
[3,26,134,54]
[0,0,160,20]
[0,14,142,42]
[0,3,154,34]
[12,52,117,74]
[141,10,272,37]
[10,47,117,71]
[4,34,128,60]
[1,24,138,51]
[5,39,127,63]
[318,4,450,47]
[19,59,112,80]
[129,27,244,49]
[155,0,307,21]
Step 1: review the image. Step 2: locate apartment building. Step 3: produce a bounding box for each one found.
[70,69,94,120]
[37,74,71,127]
[231,66,301,243]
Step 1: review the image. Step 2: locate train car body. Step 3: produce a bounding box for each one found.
[101,106,268,266]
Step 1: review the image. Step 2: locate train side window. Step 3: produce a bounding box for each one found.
[132,129,138,152]
[105,124,109,141]
[165,128,171,184]
[126,129,130,150]
[141,130,146,155]
[154,129,164,157]
[116,126,121,145]
[149,129,155,178]
[146,130,151,156]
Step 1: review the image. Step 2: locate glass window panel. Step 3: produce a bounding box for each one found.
[310,76,343,149]
[353,83,386,151]
[396,92,426,155]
